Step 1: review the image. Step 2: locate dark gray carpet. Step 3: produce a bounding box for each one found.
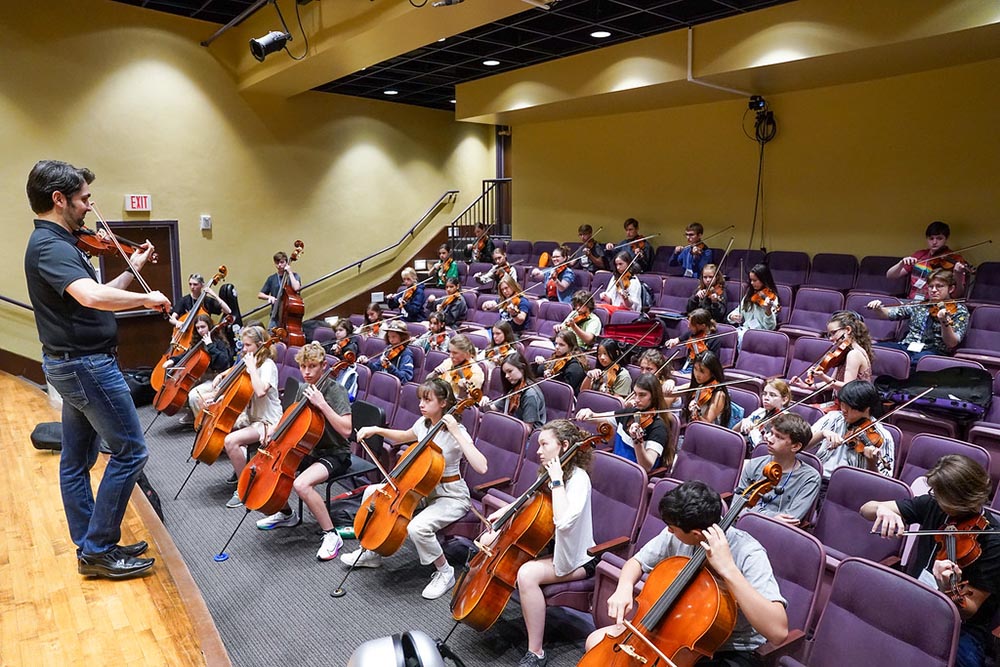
[139,406,592,667]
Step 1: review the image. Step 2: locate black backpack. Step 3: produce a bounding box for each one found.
[639,280,654,313]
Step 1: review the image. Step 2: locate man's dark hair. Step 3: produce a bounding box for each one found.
[659,480,722,532]
[26,160,94,214]
[925,221,950,238]
[770,413,812,450]
[838,380,880,414]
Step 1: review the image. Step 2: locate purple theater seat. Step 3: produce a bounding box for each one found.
[666,421,745,496]
[464,262,493,288]
[504,240,532,264]
[364,371,400,432]
[967,261,1000,308]
[955,305,1000,375]
[778,558,960,667]
[767,251,811,288]
[855,255,909,296]
[541,450,647,612]
[729,386,761,418]
[871,345,910,380]
[277,345,303,391]
[897,434,990,489]
[803,253,858,292]
[353,363,371,401]
[538,379,575,420]
[780,288,845,340]
[391,382,422,432]
[811,467,911,568]
[915,354,985,374]
[652,276,699,317]
[423,350,449,378]
[728,329,790,387]
[720,249,765,281]
[786,336,836,399]
[529,240,558,267]
[590,271,613,296]
[407,345,426,384]
[574,390,625,436]
[789,402,823,426]
[651,245,684,276]
[361,336,387,359]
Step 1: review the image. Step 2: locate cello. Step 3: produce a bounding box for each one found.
[152,315,233,416]
[578,463,782,667]
[450,423,613,631]
[237,352,356,515]
[190,328,284,465]
[353,389,482,557]
[150,266,228,390]
[270,240,305,347]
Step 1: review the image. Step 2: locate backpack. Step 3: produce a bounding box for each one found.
[639,280,654,313]
[727,400,746,430]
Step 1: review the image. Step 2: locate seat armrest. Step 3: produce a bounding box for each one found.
[879,555,901,568]
[756,629,807,660]
[588,536,630,557]
[473,477,512,494]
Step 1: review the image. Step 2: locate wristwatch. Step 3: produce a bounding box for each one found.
[550,479,563,489]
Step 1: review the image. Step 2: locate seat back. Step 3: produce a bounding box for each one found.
[392,382,422,432]
[729,386,761,418]
[364,371,400,428]
[575,391,625,435]
[856,255,909,296]
[463,412,530,500]
[407,345,426,383]
[969,261,1000,306]
[871,345,911,380]
[766,250,811,287]
[959,304,1000,352]
[504,240,532,264]
[783,288,845,335]
[805,253,858,291]
[590,450,648,548]
[354,363,371,400]
[669,421,746,496]
[804,557,960,667]
[733,329,790,379]
[787,336,837,382]
[719,249,765,280]
[735,513,825,638]
[915,354,985,374]
[898,434,991,488]
[812,467,911,563]
[538,380,576,420]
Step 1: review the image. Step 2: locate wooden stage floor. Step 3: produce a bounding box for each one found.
[0,372,229,667]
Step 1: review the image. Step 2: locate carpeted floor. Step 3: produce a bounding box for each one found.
[139,406,593,667]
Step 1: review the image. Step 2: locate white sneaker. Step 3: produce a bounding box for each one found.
[422,566,455,600]
[339,548,382,569]
[177,411,195,425]
[317,531,344,561]
[255,510,299,530]
[225,491,243,509]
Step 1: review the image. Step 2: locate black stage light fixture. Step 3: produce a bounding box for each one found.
[250,30,291,62]
[748,95,767,111]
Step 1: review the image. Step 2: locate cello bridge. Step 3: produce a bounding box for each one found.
[616,642,648,664]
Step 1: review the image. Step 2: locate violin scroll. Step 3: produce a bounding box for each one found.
[740,462,783,509]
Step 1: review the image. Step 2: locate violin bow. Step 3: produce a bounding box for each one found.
[838,386,936,449]
[751,385,828,432]
[705,237,735,289]
[89,202,167,317]
[667,377,762,395]
[678,225,736,253]
[608,233,660,252]
[665,328,738,350]
[896,298,966,308]
[921,239,992,263]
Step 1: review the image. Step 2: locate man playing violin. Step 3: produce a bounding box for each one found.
[862,454,1000,667]
[670,222,715,279]
[257,250,301,329]
[576,224,607,272]
[24,160,171,580]
[168,272,231,329]
[585,481,788,667]
[806,380,895,481]
[605,218,654,274]
[254,343,354,562]
[867,268,969,370]
[886,221,970,301]
[554,290,601,350]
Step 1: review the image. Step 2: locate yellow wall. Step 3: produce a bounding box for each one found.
[512,57,1000,262]
[0,0,493,361]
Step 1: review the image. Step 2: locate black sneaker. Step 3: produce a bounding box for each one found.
[226,472,238,486]
[78,551,155,580]
[517,651,548,667]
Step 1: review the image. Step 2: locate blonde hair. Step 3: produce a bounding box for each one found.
[401,267,417,281]
[241,326,275,361]
[295,341,327,366]
[449,334,477,358]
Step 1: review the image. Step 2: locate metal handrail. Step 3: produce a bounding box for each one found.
[241,189,459,320]
[1,294,33,312]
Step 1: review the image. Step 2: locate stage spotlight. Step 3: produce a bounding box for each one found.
[249,31,291,62]
[748,95,767,111]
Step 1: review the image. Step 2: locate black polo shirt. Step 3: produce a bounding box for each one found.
[24,219,117,356]
[172,293,223,318]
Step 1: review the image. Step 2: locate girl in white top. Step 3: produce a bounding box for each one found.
[484,419,596,667]
[597,251,642,313]
[221,325,282,508]
[343,379,488,600]
[727,263,779,343]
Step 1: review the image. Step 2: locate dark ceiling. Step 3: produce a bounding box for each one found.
[111,0,794,110]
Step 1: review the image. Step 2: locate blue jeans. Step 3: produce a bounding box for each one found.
[42,353,149,557]
[876,341,943,370]
[956,628,985,667]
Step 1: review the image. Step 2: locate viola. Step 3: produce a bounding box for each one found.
[840,417,892,474]
[73,225,158,263]
[152,315,233,416]
[750,287,781,312]
[578,463,782,667]
[271,240,305,347]
[935,515,989,609]
[238,356,355,515]
[354,390,482,557]
[451,423,615,631]
[806,338,852,386]
[150,266,228,391]
[190,329,285,465]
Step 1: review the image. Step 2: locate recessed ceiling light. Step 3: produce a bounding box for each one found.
[383,90,398,95]
[590,30,611,39]
[450,99,456,104]
[483,59,500,67]
[438,38,446,42]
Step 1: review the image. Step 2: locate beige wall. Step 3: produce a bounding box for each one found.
[511,57,1000,262]
[1,0,493,361]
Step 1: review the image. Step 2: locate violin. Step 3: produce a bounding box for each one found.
[545,265,566,299]
[438,292,459,312]
[353,390,482,557]
[619,271,633,291]
[840,417,892,474]
[150,266,228,391]
[546,355,569,377]
[399,284,416,308]
[689,380,718,423]
[579,463,783,667]
[934,515,988,608]
[152,315,233,416]
[630,239,647,256]
[190,329,285,465]
[685,335,710,363]
[507,380,526,415]
[629,410,655,439]
[929,301,960,327]
[750,287,781,312]
[690,241,706,257]
[601,364,621,394]
[429,332,448,351]
[806,338,852,386]
[436,257,454,283]
[238,355,355,515]
[380,342,405,370]
[451,423,615,631]
[485,343,511,365]
[73,225,158,264]
[271,240,305,347]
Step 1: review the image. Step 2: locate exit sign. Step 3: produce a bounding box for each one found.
[124,194,152,212]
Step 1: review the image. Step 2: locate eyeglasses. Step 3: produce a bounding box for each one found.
[823,327,846,340]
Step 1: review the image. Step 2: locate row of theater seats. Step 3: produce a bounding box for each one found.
[493,239,1000,307]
